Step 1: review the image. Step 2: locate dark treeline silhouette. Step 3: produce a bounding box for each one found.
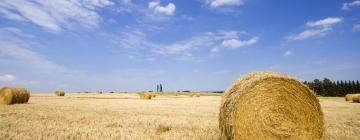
[303,78,360,97]
[156,84,163,92]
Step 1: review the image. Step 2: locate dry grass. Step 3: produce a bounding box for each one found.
[0,93,359,140]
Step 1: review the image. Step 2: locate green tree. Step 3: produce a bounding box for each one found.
[313,79,325,96]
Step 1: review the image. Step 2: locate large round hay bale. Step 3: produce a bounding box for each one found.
[55,90,65,96]
[352,94,360,103]
[219,72,324,140]
[0,87,30,105]
[345,94,354,102]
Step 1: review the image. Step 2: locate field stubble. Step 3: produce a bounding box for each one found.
[0,94,359,140]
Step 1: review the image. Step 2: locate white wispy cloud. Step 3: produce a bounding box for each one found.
[222,37,258,48]
[306,17,343,27]
[0,8,26,21]
[210,47,220,53]
[206,0,245,8]
[287,27,332,41]
[283,51,292,57]
[342,1,360,10]
[287,17,342,41]
[113,30,258,61]
[0,0,114,33]
[148,1,176,16]
[2,27,35,38]
[153,32,216,56]
[0,74,16,82]
[0,27,85,90]
[353,24,360,31]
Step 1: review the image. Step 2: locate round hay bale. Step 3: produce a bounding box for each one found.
[345,94,355,102]
[55,90,65,96]
[188,93,195,97]
[0,87,30,105]
[352,94,360,103]
[195,93,201,97]
[219,72,324,140]
[137,91,152,100]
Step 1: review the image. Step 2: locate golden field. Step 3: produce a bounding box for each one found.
[0,93,359,140]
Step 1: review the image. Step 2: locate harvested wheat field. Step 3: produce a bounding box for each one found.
[0,93,359,140]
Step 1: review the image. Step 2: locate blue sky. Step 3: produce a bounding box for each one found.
[0,0,359,92]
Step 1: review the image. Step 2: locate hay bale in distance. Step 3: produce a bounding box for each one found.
[195,93,201,97]
[345,94,354,102]
[137,91,152,100]
[189,93,200,97]
[55,90,65,96]
[0,87,30,105]
[188,93,195,97]
[219,72,324,140]
[152,94,156,98]
[352,94,360,103]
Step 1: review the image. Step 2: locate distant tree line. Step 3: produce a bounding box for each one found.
[156,84,163,92]
[304,78,360,97]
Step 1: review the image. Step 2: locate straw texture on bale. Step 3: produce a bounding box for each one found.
[345,94,354,102]
[0,87,30,105]
[55,90,65,96]
[137,91,152,100]
[219,72,324,140]
[352,94,360,103]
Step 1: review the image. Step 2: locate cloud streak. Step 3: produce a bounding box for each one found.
[206,0,245,8]
[113,30,258,61]
[342,1,360,10]
[287,17,342,41]
[0,0,114,33]
[306,17,343,27]
[222,37,258,48]
[0,74,16,82]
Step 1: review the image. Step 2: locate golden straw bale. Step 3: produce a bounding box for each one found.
[55,90,65,96]
[173,92,179,96]
[0,87,30,105]
[188,93,195,97]
[195,93,201,97]
[345,94,354,102]
[137,91,152,100]
[219,72,324,140]
[352,94,360,103]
